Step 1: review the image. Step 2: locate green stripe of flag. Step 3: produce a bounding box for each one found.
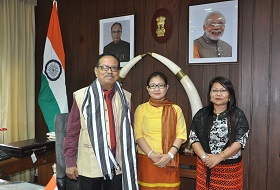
[38,74,60,132]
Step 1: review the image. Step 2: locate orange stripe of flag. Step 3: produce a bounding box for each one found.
[44,175,57,190]
[47,1,65,70]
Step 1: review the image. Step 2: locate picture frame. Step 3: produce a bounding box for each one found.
[188,0,238,64]
[99,15,134,67]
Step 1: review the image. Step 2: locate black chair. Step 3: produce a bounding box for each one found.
[54,113,79,190]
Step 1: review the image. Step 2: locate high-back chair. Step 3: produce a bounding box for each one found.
[54,113,79,190]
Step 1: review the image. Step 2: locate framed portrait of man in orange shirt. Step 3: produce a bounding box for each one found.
[188,0,238,64]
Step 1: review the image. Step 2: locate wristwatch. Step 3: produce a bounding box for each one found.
[201,153,206,162]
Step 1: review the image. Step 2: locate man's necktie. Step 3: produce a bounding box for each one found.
[103,90,116,154]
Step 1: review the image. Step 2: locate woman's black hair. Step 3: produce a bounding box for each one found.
[146,71,168,86]
[95,52,120,68]
[207,76,236,109]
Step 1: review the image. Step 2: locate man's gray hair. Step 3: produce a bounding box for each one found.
[204,11,226,25]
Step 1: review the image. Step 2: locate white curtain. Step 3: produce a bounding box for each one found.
[0,0,35,182]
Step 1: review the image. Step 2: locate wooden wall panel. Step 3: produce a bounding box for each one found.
[201,66,215,105]
[238,0,254,187]
[78,0,90,89]
[229,64,239,101]
[34,0,280,189]
[140,0,157,105]
[268,0,280,189]
[178,0,191,126]
[250,0,271,189]
[35,2,53,140]
[161,0,179,103]
[119,0,135,93]
[126,0,145,108]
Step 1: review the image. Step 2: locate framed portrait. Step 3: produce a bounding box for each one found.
[99,15,134,67]
[188,0,238,64]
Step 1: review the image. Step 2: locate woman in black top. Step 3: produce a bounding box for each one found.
[189,76,249,189]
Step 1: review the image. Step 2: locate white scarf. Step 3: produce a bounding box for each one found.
[82,79,138,190]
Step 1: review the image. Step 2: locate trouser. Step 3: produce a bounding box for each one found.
[78,174,122,190]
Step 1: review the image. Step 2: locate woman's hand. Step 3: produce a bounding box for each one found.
[150,152,163,163]
[154,153,172,168]
[204,154,224,168]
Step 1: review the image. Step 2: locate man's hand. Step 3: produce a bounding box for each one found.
[66,166,78,180]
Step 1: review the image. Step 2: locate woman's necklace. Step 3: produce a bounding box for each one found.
[214,108,226,115]
[214,108,227,121]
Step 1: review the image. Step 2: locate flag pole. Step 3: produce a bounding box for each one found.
[38,0,68,132]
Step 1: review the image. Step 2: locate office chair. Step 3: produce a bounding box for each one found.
[54,113,79,190]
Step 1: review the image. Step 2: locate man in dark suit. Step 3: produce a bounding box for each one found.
[103,22,130,62]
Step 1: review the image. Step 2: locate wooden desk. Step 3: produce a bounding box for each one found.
[179,152,197,179]
[0,149,55,185]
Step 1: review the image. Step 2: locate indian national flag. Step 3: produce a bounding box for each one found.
[44,174,58,190]
[38,1,68,132]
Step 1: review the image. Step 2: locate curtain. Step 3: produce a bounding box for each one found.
[0,0,35,182]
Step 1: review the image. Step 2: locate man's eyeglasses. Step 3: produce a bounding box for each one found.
[148,84,166,89]
[98,65,119,72]
[111,30,122,34]
[208,23,225,27]
[211,89,228,94]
